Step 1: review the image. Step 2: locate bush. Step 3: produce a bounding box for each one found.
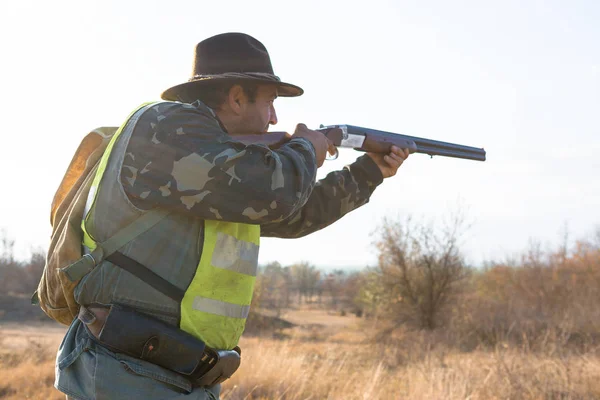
[361,212,470,330]
[459,235,600,352]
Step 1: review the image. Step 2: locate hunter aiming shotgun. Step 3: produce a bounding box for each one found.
[236,124,487,162]
[48,33,487,399]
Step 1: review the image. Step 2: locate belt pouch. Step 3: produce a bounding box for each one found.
[192,348,241,387]
[97,304,206,375]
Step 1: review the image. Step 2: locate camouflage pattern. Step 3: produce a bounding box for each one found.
[121,101,384,236]
[261,153,383,238]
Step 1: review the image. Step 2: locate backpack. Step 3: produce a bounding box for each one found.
[34,103,176,325]
[33,127,117,325]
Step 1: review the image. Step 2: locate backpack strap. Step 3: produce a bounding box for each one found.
[105,252,185,302]
[60,208,171,282]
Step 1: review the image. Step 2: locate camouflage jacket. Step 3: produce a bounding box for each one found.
[120,101,384,238]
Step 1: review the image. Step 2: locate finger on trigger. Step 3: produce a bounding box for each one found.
[328,141,336,156]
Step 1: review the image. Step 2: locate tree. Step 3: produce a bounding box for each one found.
[254,261,292,316]
[0,230,46,295]
[0,228,15,264]
[289,262,320,304]
[365,213,470,330]
[0,229,19,293]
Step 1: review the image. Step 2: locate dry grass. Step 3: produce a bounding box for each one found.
[0,325,64,400]
[223,325,600,400]
[2,317,600,400]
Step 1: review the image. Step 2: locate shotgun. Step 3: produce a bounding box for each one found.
[235,124,486,162]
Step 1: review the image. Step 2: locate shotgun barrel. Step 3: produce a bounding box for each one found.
[319,124,486,162]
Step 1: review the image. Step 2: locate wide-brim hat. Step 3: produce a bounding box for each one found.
[161,33,303,102]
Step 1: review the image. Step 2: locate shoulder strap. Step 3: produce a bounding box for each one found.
[61,208,185,302]
[60,208,170,282]
[105,252,185,302]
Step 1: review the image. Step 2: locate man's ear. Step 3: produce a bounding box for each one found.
[227,84,246,115]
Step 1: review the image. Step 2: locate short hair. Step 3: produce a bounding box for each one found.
[194,81,259,109]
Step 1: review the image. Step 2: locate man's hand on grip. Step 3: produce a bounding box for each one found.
[293,124,336,167]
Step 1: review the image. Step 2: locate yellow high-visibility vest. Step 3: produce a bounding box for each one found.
[81,103,260,350]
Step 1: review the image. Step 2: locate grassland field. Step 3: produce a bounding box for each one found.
[2,305,600,400]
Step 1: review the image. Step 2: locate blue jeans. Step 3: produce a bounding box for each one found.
[55,319,221,400]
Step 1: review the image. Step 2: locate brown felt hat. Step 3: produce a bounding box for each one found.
[161,33,303,102]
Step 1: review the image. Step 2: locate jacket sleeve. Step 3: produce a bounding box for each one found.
[120,102,318,224]
[260,154,384,238]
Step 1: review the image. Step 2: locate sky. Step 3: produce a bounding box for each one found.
[0,0,598,269]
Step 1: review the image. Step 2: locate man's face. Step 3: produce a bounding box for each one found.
[239,84,278,134]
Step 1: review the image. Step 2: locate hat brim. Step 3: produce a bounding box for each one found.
[161,76,303,102]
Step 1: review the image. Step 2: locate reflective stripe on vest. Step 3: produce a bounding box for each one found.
[180,220,259,350]
[81,103,260,350]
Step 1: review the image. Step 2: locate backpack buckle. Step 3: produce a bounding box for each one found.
[61,247,104,282]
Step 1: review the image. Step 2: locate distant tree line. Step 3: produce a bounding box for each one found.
[0,229,45,295]
[252,260,364,317]
[3,218,600,352]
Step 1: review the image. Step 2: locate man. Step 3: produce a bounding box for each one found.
[54,32,409,399]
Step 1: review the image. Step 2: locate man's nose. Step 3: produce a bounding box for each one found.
[269,105,278,126]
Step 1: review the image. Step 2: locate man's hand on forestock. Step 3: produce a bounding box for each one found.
[367,145,410,179]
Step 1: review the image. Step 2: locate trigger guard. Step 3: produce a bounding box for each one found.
[326,147,339,161]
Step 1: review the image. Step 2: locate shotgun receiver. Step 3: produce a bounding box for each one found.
[235,124,486,162]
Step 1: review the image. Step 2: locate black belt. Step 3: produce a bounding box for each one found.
[78,304,240,387]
